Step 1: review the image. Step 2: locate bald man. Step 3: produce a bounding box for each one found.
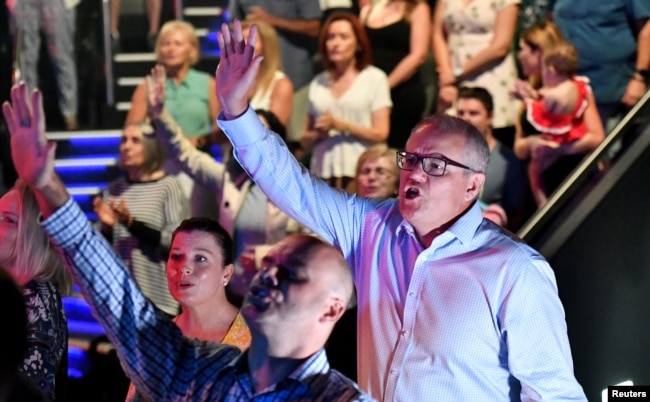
[2,82,374,401]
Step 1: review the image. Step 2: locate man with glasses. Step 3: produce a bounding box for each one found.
[214,21,586,401]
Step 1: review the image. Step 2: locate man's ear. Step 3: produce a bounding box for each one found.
[320,297,347,324]
[465,172,485,202]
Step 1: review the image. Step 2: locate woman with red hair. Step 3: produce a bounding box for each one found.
[301,13,392,192]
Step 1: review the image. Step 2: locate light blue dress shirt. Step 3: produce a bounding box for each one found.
[219,107,587,401]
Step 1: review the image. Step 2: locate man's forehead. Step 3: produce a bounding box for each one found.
[407,127,465,152]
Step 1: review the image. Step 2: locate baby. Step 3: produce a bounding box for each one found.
[515,41,590,207]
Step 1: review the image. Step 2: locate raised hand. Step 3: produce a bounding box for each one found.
[2,83,57,190]
[216,19,263,119]
[147,65,166,120]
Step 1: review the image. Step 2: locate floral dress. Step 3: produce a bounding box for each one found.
[442,0,520,128]
[21,280,68,401]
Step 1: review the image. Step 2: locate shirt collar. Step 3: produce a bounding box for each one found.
[396,201,484,246]
[228,348,330,388]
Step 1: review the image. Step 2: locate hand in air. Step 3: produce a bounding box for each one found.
[216,19,263,119]
[1,83,56,190]
[147,65,166,120]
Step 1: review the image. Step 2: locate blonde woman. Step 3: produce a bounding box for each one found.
[354,144,399,198]
[126,21,219,145]
[0,180,72,401]
[126,20,220,219]
[513,21,604,203]
[241,20,294,127]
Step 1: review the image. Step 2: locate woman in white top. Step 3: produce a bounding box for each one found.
[302,12,392,191]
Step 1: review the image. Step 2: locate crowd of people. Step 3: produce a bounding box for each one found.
[0,0,648,400]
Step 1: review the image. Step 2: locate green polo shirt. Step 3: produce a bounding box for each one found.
[165,68,212,138]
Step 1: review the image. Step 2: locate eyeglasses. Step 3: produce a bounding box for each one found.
[396,151,479,177]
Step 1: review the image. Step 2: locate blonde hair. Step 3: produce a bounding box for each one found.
[155,21,200,65]
[521,21,565,88]
[543,41,579,77]
[12,180,72,296]
[241,20,282,97]
[354,144,400,195]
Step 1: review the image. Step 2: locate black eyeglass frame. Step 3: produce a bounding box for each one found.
[395,151,481,176]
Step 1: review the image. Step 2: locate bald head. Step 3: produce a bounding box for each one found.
[280,235,354,310]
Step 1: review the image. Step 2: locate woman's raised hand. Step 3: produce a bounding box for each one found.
[147,65,166,120]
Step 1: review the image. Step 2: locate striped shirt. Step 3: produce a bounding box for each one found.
[99,175,188,315]
[219,108,587,402]
[42,199,374,401]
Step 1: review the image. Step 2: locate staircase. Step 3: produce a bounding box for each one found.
[108,0,227,125]
[53,1,229,390]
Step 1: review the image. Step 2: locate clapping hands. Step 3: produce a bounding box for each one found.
[93,196,133,227]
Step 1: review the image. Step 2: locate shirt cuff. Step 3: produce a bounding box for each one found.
[41,197,91,249]
[217,107,269,147]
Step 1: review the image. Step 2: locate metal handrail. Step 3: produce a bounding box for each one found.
[102,0,114,105]
[517,88,650,241]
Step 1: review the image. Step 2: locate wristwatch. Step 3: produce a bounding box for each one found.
[453,66,464,81]
[633,69,649,84]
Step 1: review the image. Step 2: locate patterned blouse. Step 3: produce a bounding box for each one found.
[21,280,68,401]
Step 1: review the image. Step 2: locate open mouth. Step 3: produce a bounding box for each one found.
[177,281,194,289]
[404,187,420,199]
[246,285,271,310]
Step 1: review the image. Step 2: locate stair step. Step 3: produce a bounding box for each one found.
[183,6,223,16]
[186,0,228,8]
[184,14,227,31]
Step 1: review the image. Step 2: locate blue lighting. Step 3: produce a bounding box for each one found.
[56,164,112,171]
[68,346,92,378]
[67,137,121,147]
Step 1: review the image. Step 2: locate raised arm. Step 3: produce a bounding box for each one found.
[148,66,227,192]
[2,82,236,400]
[215,21,368,254]
[125,81,148,125]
